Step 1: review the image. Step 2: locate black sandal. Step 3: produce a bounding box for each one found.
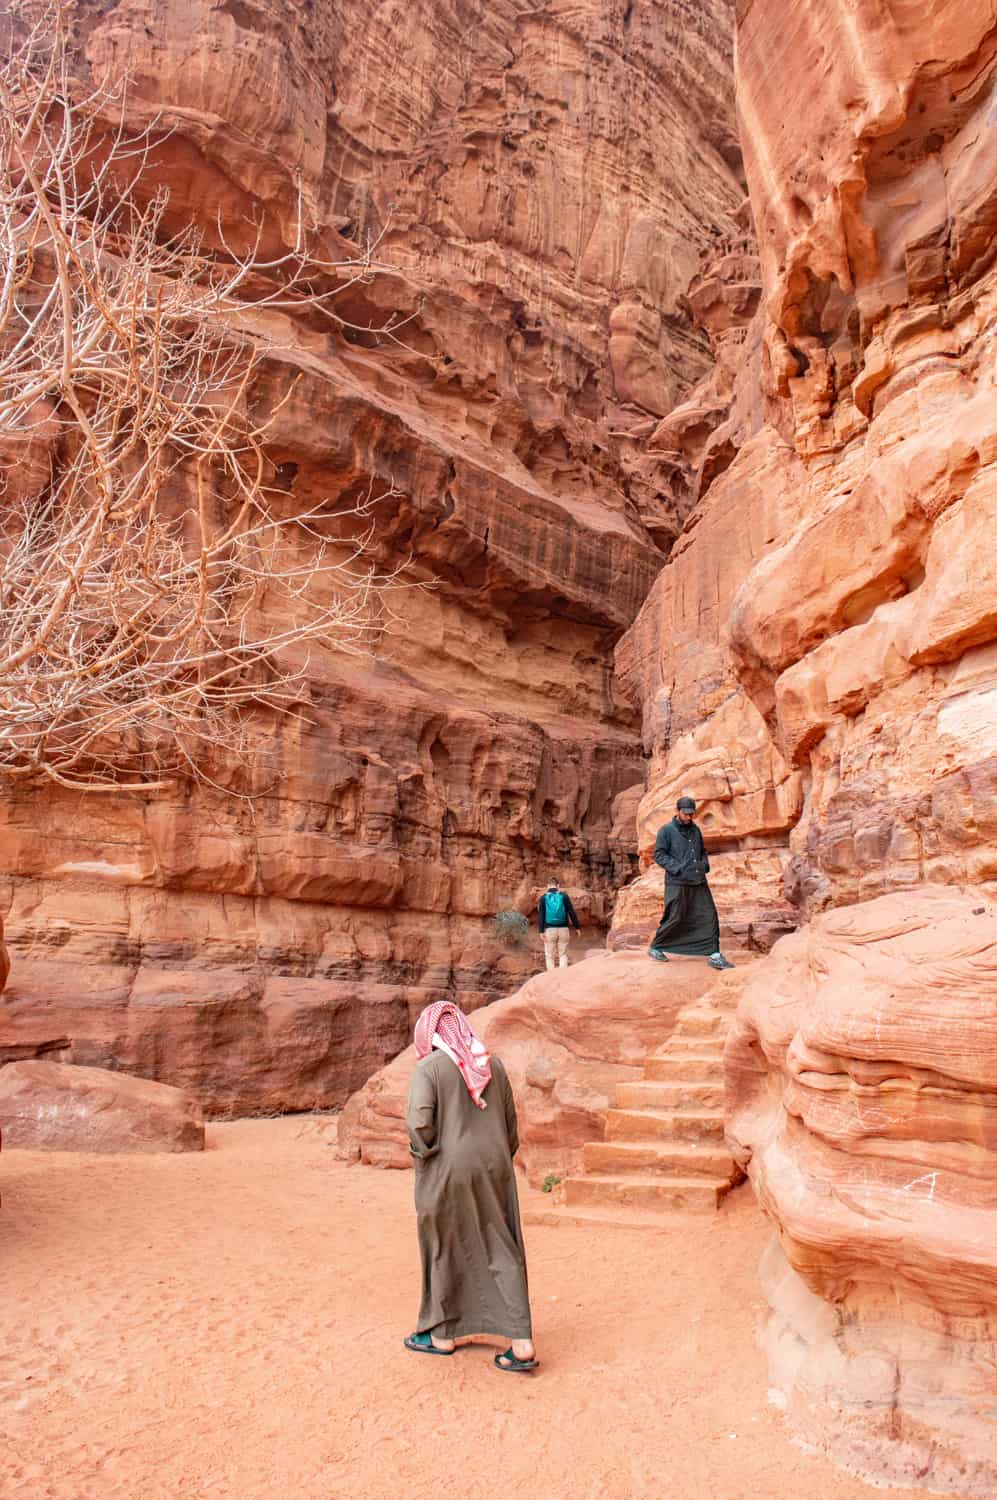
[404,1331,454,1356]
[494,1348,539,1372]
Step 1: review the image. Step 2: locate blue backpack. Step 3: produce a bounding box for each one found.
[544,891,567,924]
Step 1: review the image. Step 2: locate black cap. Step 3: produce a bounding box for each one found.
[676,796,697,811]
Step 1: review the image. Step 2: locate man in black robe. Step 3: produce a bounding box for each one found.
[647,797,734,970]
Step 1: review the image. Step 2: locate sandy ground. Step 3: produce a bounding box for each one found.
[1,1118,924,1500]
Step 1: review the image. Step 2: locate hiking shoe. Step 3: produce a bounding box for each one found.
[647,947,669,962]
[708,954,735,970]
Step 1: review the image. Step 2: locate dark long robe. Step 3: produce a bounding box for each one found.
[651,880,720,956]
[406,1050,532,1341]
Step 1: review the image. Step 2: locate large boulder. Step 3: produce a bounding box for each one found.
[338,949,726,1182]
[0,1061,205,1153]
[726,888,997,1495]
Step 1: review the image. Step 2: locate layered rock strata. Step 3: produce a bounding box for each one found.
[726,890,997,1495]
[0,0,743,1109]
[613,0,997,949]
[606,1,997,1485]
[731,0,997,914]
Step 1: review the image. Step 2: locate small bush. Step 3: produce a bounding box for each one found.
[494,909,529,948]
[541,1174,562,1194]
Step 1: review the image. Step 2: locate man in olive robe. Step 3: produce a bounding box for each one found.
[403,1001,537,1373]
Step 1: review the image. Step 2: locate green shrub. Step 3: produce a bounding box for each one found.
[541,1173,562,1194]
[493,909,529,948]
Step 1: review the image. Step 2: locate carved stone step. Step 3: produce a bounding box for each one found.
[651,1038,726,1062]
[564,1173,724,1214]
[642,1055,724,1086]
[582,1138,737,1178]
[604,1106,725,1143]
[616,1076,719,1109]
[671,1009,726,1038]
[523,1203,695,1233]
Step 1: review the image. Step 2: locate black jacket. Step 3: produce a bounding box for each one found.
[653,817,710,885]
[538,891,580,932]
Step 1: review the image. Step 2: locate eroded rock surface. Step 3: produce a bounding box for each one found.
[726,889,997,1494]
[337,950,723,1182]
[614,0,997,951]
[0,0,742,1108]
[603,2,997,1484]
[731,0,997,915]
[609,202,802,952]
[0,1061,205,1153]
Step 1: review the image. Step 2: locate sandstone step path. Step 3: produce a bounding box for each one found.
[526,991,743,1228]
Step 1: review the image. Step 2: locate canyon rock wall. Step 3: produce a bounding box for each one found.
[611,233,805,952]
[0,0,742,1111]
[726,891,997,1494]
[598,0,997,1488]
[613,0,997,947]
[731,0,997,916]
[601,1,997,1487]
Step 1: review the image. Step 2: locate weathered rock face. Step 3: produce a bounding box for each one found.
[0,1035,69,1066]
[614,0,997,947]
[0,1,742,1108]
[610,206,804,951]
[612,412,807,950]
[338,950,723,1182]
[605,2,997,1485]
[731,0,997,914]
[0,1060,205,1153]
[726,889,997,1494]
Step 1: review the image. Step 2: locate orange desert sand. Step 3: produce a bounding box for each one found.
[2,1118,923,1500]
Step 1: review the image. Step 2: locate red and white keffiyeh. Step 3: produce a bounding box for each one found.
[414,1001,492,1109]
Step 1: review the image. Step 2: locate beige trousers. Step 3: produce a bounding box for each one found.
[542,926,571,970]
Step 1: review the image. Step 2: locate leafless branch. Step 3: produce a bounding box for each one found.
[0,1,409,793]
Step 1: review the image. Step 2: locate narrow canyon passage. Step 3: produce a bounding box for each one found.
[0,0,743,1107]
[1,1120,923,1500]
[1,0,996,1490]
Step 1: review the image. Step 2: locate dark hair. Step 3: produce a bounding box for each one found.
[676,796,696,811]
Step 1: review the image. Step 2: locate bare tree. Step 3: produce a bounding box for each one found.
[0,1,402,794]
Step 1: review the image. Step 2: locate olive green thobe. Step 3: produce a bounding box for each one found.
[406,1050,532,1341]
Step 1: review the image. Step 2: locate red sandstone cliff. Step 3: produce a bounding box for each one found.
[602,0,997,1489]
[613,0,997,945]
[0,0,742,1112]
